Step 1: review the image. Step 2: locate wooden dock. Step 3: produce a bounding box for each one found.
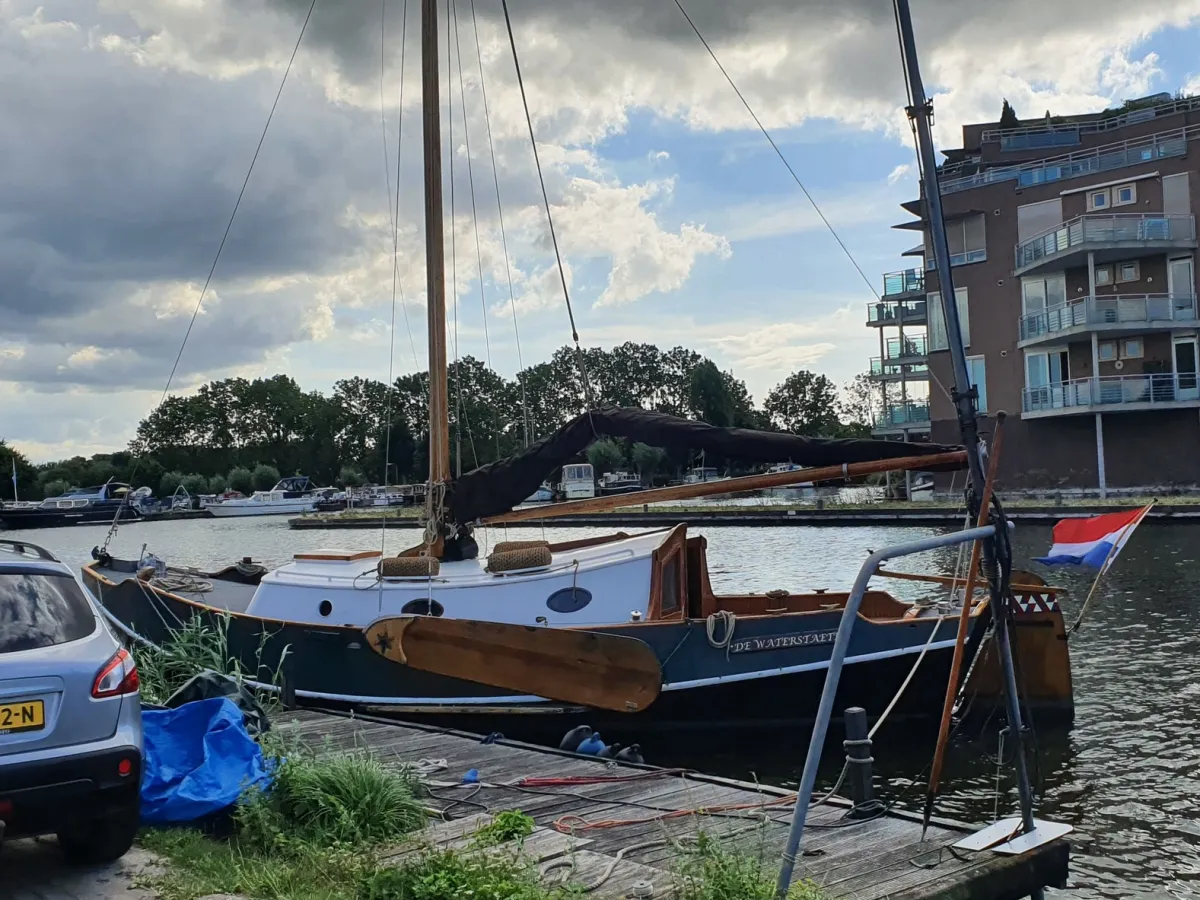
[278,709,1068,899]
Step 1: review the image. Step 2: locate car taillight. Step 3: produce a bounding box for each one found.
[92,649,139,698]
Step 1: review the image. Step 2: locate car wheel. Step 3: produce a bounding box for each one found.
[57,799,140,865]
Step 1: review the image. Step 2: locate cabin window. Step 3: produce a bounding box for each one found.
[546,587,592,614]
[401,599,444,617]
[660,552,682,615]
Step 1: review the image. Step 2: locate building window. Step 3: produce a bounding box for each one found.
[1089,189,1110,210]
[1117,261,1140,283]
[1022,275,1067,314]
[1122,338,1144,359]
[1026,349,1069,387]
[1098,341,1117,362]
[966,356,987,412]
[1114,183,1137,206]
[927,288,970,351]
[1095,266,1113,287]
[927,215,987,268]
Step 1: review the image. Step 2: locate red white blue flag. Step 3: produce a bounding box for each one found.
[1034,504,1152,570]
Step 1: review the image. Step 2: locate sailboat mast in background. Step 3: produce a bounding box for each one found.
[421,0,451,494]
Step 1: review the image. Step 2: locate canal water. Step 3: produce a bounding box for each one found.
[19,515,1198,899]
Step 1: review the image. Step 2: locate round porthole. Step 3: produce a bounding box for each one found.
[546,587,592,614]
[318,599,333,617]
[401,599,445,617]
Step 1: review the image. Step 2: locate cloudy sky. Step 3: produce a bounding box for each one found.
[3,0,1200,462]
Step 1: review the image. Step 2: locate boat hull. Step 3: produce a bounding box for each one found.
[208,500,317,517]
[82,562,987,740]
[1,504,141,530]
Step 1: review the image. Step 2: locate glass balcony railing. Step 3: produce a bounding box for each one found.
[879,402,931,427]
[882,269,925,297]
[870,358,929,378]
[867,298,927,325]
[1014,214,1196,271]
[884,334,928,359]
[938,125,1194,196]
[1024,374,1200,414]
[925,249,986,270]
[981,96,1200,145]
[1020,294,1200,342]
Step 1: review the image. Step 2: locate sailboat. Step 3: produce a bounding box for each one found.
[83,0,1043,737]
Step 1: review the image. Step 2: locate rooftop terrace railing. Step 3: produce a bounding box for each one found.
[981,95,1200,145]
[938,125,1194,196]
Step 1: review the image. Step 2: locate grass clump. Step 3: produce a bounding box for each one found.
[239,753,425,852]
[472,810,536,848]
[359,847,572,900]
[132,613,287,707]
[673,833,826,900]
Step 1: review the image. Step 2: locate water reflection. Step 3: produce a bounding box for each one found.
[18,517,1196,898]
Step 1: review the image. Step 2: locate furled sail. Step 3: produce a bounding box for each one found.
[447,407,963,525]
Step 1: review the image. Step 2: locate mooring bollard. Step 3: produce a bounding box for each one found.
[843,707,883,819]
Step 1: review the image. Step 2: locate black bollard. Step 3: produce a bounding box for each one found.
[843,707,883,819]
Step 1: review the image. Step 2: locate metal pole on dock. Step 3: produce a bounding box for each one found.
[774,524,1000,898]
[892,3,1043,897]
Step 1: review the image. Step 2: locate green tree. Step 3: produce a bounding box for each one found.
[999,98,1019,129]
[208,474,228,494]
[839,373,881,429]
[0,440,38,503]
[338,466,366,487]
[182,473,209,495]
[227,467,254,494]
[252,464,281,491]
[160,470,185,496]
[765,371,841,435]
[586,438,625,475]
[42,478,69,499]
[631,443,666,479]
[686,359,734,427]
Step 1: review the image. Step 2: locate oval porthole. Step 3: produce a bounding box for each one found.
[318,599,333,617]
[401,599,445,617]
[546,587,592,614]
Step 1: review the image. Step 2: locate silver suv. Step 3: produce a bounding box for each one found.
[0,539,143,863]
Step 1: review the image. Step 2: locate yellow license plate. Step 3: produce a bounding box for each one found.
[0,700,45,734]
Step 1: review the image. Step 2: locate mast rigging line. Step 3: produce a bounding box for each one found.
[468,0,531,446]
[668,0,878,303]
[100,0,318,554]
[450,0,503,461]
[499,0,596,412]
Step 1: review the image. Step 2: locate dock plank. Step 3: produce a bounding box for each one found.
[275,710,1066,900]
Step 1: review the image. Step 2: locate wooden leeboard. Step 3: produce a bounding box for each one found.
[364,616,662,713]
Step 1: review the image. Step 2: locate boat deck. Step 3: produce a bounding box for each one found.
[91,565,257,613]
[278,709,1068,900]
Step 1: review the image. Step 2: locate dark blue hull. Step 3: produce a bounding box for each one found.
[84,563,987,740]
[1,504,140,530]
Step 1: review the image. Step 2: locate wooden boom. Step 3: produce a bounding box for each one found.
[482,450,967,525]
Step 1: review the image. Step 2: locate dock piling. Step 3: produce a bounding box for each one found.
[844,707,883,819]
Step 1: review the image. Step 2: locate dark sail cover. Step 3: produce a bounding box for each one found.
[447,407,964,525]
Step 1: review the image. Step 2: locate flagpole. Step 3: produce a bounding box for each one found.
[1068,501,1155,636]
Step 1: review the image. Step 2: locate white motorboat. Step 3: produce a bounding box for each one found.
[763,463,817,498]
[598,471,643,495]
[560,463,595,499]
[207,476,318,517]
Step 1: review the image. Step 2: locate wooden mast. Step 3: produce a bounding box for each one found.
[421,0,451,497]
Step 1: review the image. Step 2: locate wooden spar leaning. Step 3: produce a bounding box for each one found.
[421,0,450,495]
[922,410,1006,835]
[482,450,967,525]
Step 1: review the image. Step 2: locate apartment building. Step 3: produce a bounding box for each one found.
[880,93,1200,492]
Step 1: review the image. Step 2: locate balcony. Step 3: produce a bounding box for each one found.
[938,125,1193,196]
[883,268,925,298]
[867,298,927,327]
[1022,373,1200,418]
[1014,213,1196,276]
[925,248,986,270]
[1019,294,1200,346]
[874,402,932,435]
[869,358,929,382]
[981,95,1200,146]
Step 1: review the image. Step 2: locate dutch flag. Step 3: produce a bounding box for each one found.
[1034,504,1153,571]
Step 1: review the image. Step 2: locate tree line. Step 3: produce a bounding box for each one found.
[1,342,879,500]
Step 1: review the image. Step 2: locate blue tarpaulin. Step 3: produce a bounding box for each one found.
[141,697,273,824]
